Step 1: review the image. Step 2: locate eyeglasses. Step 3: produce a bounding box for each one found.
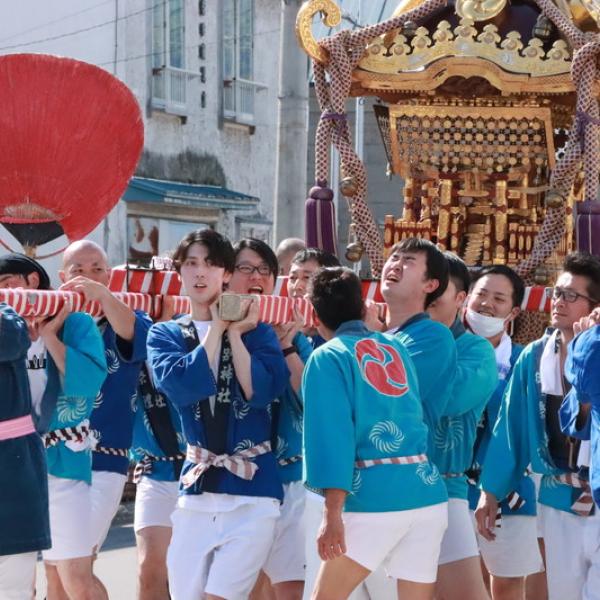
[547,286,598,304]
[234,263,272,276]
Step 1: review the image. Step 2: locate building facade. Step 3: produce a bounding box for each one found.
[0,0,403,282]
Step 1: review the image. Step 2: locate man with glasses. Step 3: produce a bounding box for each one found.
[476,252,600,600]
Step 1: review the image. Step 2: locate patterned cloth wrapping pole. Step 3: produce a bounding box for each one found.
[0,283,552,324]
[311,0,446,277]
[0,289,152,318]
[109,266,182,295]
[520,287,552,313]
[554,473,595,516]
[355,453,428,469]
[182,441,272,489]
[258,295,317,327]
[0,414,35,441]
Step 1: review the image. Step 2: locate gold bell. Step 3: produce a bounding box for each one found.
[340,176,358,197]
[533,15,553,40]
[345,240,364,262]
[533,267,550,285]
[545,189,565,209]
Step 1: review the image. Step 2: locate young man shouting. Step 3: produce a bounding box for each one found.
[303,267,448,600]
[147,229,289,600]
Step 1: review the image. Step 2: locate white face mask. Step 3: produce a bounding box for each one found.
[465,308,507,339]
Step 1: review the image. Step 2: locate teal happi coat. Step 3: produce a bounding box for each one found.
[480,331,585,515]
[432,319,498,499]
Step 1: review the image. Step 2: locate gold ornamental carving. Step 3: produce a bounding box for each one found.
[359,18,571,78]
[296,0,342,64]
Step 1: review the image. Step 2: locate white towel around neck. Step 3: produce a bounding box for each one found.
[540,329,564,396]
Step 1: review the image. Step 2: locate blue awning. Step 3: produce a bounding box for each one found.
[123,177,260,211]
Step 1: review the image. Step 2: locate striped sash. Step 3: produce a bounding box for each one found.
[355,453,427,469]
[93,445,130,458]
[43,420,92,449]
[278,454,302,467]
[133,452,186,484]
[554,473,595,516]
[182,441,271,489]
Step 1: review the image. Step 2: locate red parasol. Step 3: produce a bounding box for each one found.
[0,53,144,255]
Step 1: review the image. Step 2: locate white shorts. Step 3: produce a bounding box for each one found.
[134,477,179,533]
[0,552,37,599]
[539,504,600,600]
[473,512,544,577]
[439,498,480,565]
[344,502,448,584]
[90,471,127,552]
[43,475,93,562]
[531,473,544,538]
[263,481,306,584]
[167,499,280,600]
[303,491,325,600]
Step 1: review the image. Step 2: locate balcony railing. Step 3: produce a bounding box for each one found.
[152,67,198,116]
[223,78,267,125]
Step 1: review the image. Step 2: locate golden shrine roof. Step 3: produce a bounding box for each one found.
[297,0,600,96]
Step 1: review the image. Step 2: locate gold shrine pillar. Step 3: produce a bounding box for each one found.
[494,180,508,263]
[437,179,452,250]
[403,177,415,222]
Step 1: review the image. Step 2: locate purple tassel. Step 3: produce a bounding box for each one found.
[305,179,337,255]
[576,201,600,258]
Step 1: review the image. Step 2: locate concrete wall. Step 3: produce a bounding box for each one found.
[0,0,119,284]
[0,0,309,286]
[0,0,400,283]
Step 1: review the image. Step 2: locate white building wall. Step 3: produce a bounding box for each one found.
[0,0,298,286]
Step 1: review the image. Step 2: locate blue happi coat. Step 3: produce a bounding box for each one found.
[91,311,152,475]
[559,326,600,508]
[480,331,587,515]
[303,320,448,513]
[147,318,289,501]
[274,332,312,484]
[0,304,50,556]
[433,320,497,499]
[467,341,537,515]
[131,364,185,482]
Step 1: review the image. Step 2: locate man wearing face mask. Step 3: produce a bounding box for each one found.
[464,265,545,600]
[476,253,600,600]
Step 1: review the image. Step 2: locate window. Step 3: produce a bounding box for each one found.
[222,0,261,124]
[152,0,195,115]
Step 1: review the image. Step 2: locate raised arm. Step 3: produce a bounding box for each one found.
[0,304,30,362]
[445,336,497,417]
[147,322,219,408]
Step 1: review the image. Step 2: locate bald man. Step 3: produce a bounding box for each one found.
[276,238,306,276]
[59,242,152,563]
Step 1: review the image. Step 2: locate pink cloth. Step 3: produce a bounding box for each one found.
[0,414,35,441]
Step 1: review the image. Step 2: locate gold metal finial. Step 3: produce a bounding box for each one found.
[579,0,600,25]
[455,0,508,21]
[296,0,342,64]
